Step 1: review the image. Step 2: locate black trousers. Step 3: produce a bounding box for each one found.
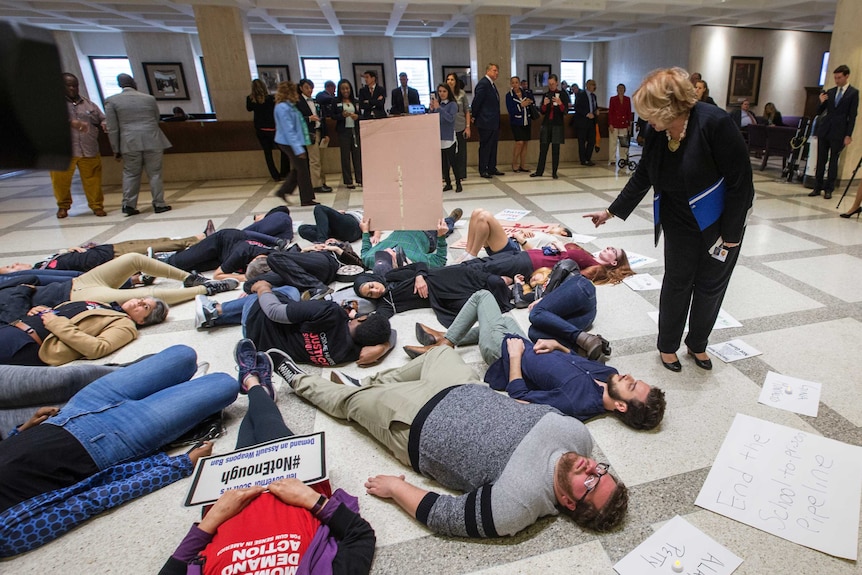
[267,251,339,292]
[255,129,289,180]
[167,229,247,272]
[441,142,459,184]
[658,229,744,354]
[575,119,596,163]
[297,205,362,243]
[276,145,315,205]
[814,136,845,193]
[477,126,499,175]
[535,140,561,176]
[236,386,293,448]
[338,126,362,185]
[443,130,467,181]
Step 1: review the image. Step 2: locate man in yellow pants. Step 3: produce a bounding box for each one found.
[50,73,107,218]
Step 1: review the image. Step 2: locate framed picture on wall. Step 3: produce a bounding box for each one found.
[142,62,189,100]
[442,65,472,94]
[526,64,552,93]
[727,56,763,106]
[354,63,386,91]
[257,65,291,94]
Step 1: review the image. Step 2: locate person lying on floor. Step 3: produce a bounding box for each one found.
[404,289,665,430]
[272,344,629,538]
[244,280,394,369]
[159,339,375,575]
[0,345,238,557]
[0,252,237,325]
[459,208,574,259]
[359,212,461,274]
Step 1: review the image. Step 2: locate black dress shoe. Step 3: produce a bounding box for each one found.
[491,170,505,176]
[154,205,172,213]
[660,353,682,372]
[346,184,356,189]
[301,201,320,206]
[480,173,492,179]
[442,184,453,191]
[823,191,833,199]
[122,206,140,216]
[552,173,559,179]
[530,172,542,177]
[320,185,333,193]
[584,161,596,166]
[687,350,713,370]
[807,189,821,197]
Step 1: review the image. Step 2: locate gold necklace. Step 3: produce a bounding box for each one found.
[666,116,689,152]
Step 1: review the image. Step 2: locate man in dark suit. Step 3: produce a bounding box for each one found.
[315,80,337,119]
[390,72,420,115]
[573,79,598,166]
[471,63,503,178]
[297,79,332,194]
[810,64,859,200]
[358,70,387,120]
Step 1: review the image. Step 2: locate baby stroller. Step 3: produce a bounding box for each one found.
[617,132,642,171]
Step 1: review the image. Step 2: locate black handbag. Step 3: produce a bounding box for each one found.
[529,105,541,121]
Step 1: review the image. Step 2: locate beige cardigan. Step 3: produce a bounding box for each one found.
[38,307,138,366]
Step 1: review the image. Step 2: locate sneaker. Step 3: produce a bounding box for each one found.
[254,351,277,401]
[448,208,463,223]
[204,278,239,296]
[234,338,259,392]
[301,286,334,301]
[184,271,209,287]
[194,295,218,328]
[330,370,362,387]
[266,348,306,388]
[139,274,156,286]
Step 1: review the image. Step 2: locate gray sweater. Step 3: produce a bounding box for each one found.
[413,385,593,537]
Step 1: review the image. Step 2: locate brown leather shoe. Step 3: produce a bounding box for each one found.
[415,322,446,346]
[92,209,107,217]
[56,208,68,219]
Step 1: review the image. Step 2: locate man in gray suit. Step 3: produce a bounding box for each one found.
[105,74,172,216]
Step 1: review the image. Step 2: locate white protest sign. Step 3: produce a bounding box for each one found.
[185,432,327,506]
[614,515,742,575]
[695,414,862,559]
[623,273,661,291]
[706,339,762,363]
[649,309,742,331]
[494,208,530,221]
[758,372,822,417]
[569,233,597,244]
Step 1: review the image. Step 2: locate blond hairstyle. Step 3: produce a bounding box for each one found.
[632,67,698,127]
[485,63,499,73]
[250,79,268,105]
[275,81,299,105]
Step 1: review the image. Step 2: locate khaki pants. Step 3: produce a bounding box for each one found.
[307,129,326,188]
[292,347,476,465]
[51,156,104,210]
[111,236,201,257]
[69,253,205,306]
[608,127,628,163]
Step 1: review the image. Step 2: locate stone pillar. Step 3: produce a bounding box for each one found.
[193,5,256,121]
[470,14,511,114]
[829,0,862,183]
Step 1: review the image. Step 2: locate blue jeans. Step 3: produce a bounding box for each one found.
[528,273,597,347]
[43,345,238,470]
[214,285,300,336]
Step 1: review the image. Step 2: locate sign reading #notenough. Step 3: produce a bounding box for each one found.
[185,432,326,507]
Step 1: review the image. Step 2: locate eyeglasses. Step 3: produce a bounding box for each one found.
[576,462,610,505]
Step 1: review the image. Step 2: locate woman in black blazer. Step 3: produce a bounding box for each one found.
[246,79,289,181]
[585,68,754,372]
[332,79,362,189]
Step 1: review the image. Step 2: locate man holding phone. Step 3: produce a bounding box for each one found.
[531,74,570,179]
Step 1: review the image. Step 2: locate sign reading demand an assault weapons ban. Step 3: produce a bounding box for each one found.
[185,432,326,506]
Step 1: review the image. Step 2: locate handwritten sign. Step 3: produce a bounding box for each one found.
[614,515,742,575]
[706,339,762,363]
[758,372,822,417]
[695,414,862,559]
[494,208,530,221]
[185,432,327,506]
[623,273,661,291]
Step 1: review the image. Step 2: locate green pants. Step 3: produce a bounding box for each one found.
[292,346,477,466]
[444,290,526,365]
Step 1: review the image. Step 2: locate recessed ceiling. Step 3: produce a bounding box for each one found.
[0,0,836,41]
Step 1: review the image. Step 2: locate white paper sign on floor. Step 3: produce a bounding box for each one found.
[623,273,661,291]
[758,372,822,417]
[185,432,326,506]
[695,414,862,560]
[494,208,530,221]
[706,339,762,363]
[648,309,742,331]
[614,515,742,575]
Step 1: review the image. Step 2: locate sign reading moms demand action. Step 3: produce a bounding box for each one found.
[185,432,326,506]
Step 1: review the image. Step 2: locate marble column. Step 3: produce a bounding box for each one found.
[193,5,256,121]
[828,0,862,183]
[470,14,511,114]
